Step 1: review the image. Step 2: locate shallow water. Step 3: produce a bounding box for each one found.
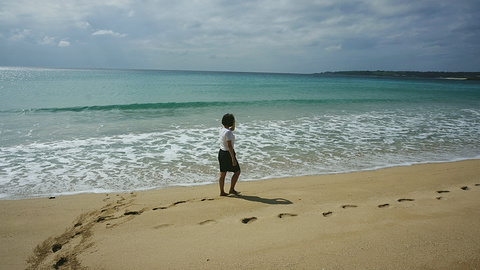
[1,67,479,199]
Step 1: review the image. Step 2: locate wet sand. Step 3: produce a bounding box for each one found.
[1,160,480,269]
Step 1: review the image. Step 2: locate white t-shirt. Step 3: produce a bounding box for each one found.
[219,127,234,151]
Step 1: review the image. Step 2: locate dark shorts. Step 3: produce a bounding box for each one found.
[218,149,240,172]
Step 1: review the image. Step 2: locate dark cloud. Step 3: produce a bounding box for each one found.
[1,0,479,72]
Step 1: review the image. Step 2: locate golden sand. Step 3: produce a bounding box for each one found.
[1,160,480,269]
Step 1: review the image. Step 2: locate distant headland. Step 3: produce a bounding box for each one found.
[313,71,480,80]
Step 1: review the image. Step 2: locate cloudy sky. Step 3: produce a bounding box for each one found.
[1,0,479,73]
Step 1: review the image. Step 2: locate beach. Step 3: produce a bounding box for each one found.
[1,159,479,269]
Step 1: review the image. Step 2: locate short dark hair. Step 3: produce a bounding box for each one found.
[222,113,235,127]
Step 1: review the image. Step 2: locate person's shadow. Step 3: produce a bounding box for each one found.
[231,194,292,205]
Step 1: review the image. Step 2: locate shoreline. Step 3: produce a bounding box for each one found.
[3,156,480,201]
[1,159,480,269]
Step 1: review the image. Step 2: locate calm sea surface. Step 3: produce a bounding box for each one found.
[1,67,479,199]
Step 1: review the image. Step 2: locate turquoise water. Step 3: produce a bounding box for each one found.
[1,67,479,199]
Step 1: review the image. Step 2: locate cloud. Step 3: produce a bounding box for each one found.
[0,0,131,26]
[38,35,56,45]
[76,21,91,29]
[1,0,479,72]
[9,29,31,42]
[325,44,342,51]
[58,40,70,47]
[92,29,127,38]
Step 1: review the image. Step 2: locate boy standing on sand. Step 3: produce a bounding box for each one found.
[218,113,241,196]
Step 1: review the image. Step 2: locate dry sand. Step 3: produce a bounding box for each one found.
[1,160,480,269]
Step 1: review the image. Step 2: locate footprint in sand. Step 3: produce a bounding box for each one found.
[341,205,357,209]
[437,190,450,194]
[278,213,298,218]
[461,186,469,191]
[153,200,188,211]
[173,200,187,206]
[54,257,68,269]
[322,211,333,217]
[241,217,257,224]
[124,210,142,216]
[52,243,62,253]
[199,219,216,225]
[397,199,414,202]
[153,224,173,229]
[96,216,112,223]
[378,204,390,208]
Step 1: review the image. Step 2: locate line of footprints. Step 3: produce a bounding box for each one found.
[240,184,479,224]
[66,183,480,228]
[37,184,479,268]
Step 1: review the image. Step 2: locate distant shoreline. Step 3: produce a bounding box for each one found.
[313,71,480,80]
[3,66,480,79]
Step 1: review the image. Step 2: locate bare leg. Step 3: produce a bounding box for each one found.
[219,172,228,196]
[229,170,241,195]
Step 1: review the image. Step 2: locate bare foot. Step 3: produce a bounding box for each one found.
[220,192,228,196]
[229,190,241,196]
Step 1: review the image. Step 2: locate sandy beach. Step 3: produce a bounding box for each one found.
[1,160,480,269]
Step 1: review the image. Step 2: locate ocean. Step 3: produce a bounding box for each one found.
[1,67,479,200]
